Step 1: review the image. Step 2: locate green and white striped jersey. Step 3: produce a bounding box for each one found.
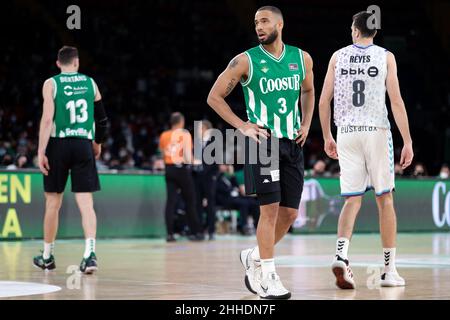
[240,44,306,140]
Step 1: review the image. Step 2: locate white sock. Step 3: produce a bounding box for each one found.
[43,242,54,260]
[383,248,396,273]
[336,237,350,260]
[260,258,276,279]
[84,238,96,259]
[250,246,260,263]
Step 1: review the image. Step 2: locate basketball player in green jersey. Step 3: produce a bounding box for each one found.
[33,46,108,274]
[207,6,314,299]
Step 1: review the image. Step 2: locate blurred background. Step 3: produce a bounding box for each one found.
[1,2,450,301]
[0,0,449,177]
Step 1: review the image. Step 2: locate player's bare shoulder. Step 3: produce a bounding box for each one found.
[328,50,340,67]
[227,53,249,78]
[42,78,55,97]
[228,52,248,69]
[43,78,54,89]
[386,50,396,67]
[302,50,313,64]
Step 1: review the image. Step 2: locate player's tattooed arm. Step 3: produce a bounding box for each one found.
[228,56,240,69]
[225,78,237,96]
[207,53,250,130]
[224,54,248,96]
[227,54,248,84]
[224,57,240,94]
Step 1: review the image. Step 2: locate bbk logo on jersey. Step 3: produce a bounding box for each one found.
[340,66,379,77]
[259,74,301,94]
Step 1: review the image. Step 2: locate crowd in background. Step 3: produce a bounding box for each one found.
[1,1,449,177]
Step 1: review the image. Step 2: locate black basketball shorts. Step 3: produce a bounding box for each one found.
[44,138,100,193]
[244,135,304,209]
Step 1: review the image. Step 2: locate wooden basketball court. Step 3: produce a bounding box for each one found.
[1,233,450,299]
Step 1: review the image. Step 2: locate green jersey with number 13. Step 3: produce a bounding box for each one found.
[50,72,96,140]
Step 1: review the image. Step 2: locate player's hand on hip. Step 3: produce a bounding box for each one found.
[400,143,413,169]
[38,154,50,176]
[92,141,102,160]
[324,138,339,160]
[295,125,309,147]
[238,121,269,144]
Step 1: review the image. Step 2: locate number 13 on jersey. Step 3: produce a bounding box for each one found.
[66,99,88,124]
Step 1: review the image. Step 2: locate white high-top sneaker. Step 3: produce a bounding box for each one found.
[239,248,262,294]
[258,272,291,300]
[331,255,355,289]
[380,271,406,287]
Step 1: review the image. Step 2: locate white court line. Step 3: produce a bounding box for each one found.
[0,281,61,298]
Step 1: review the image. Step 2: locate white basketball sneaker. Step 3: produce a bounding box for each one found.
[380,271,406,287]
[331,255,355,289]
[239,248,262,294]
[258,272,291,300]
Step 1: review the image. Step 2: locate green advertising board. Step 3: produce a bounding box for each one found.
[0,171,166,240]
[0,170,449,240]
[292,178,450,233]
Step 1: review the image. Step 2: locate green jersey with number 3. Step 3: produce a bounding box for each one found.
[50,72,96,140]
[241,44,306,140]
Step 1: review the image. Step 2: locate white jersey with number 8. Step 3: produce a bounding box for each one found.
[333,44,389,129]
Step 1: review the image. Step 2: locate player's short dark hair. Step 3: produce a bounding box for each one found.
[257,6,283,20]
[57,46,79,65]
[170,112,184,126]
[352,11,377,38]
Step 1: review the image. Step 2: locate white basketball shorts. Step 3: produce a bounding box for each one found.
[337,125,395,197]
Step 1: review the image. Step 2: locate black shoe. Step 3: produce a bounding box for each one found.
[188,233,205,241]
[208,233,215,241]
[80,252,98,274]
[166,235,176,242]
[240,226,253,236]
[33,253,56,271]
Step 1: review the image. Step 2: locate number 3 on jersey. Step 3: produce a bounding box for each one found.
[277,97,287,114]
[66,99,88,124]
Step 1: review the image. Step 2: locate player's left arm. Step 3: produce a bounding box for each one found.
[386,51,414,169]
[38,79,55,176]
[319,52,338,160]
[92,79,107,159]
[296,51,315,147]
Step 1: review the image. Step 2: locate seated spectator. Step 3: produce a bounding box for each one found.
[439,164,449,179]
[151,156,165,172]
[394,162,404,176]
[6,154,28,170]
[327,161,341,177]
[412,162,428,178]
[216,164,259,235]
[233,165,259,232]
[1,154,14,168]
[306,159,330,177]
